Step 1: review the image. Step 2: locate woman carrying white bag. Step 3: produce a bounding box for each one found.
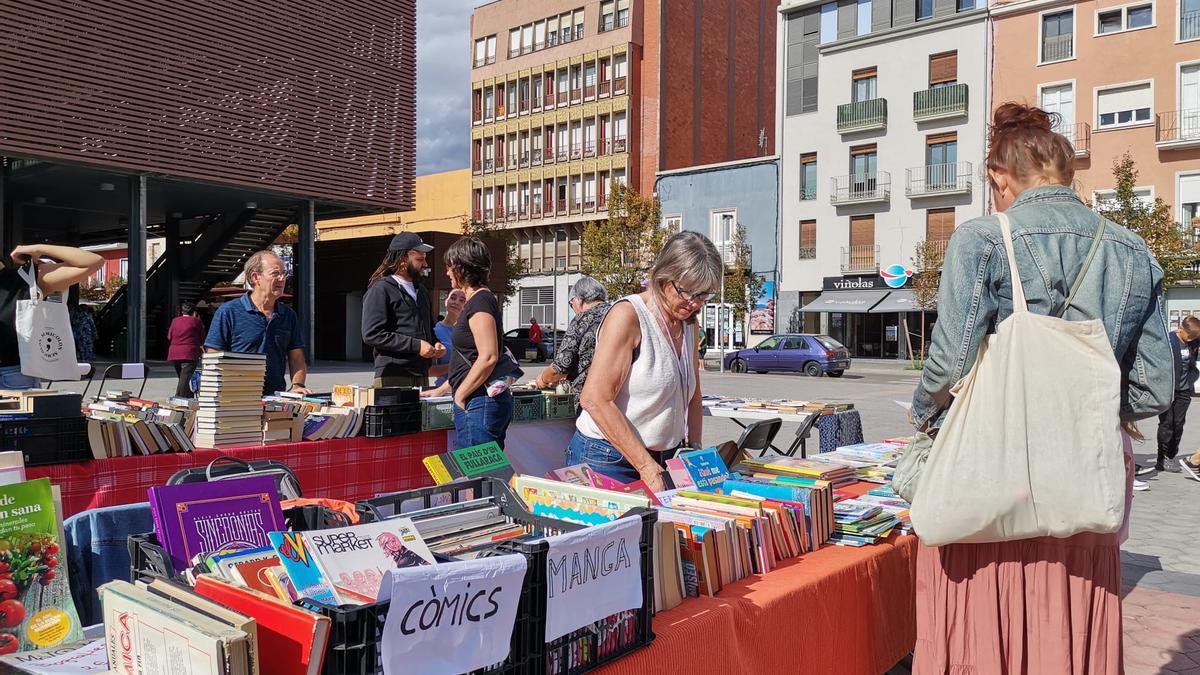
[0,243,103,389]
[904,104,1174,675]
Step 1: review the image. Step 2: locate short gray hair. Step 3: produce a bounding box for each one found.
[649,231,722,297]
[571,276,607,303]
[244,250,282,288]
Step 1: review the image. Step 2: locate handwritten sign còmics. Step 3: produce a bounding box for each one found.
[542,517,643,642]
[378,556,527,675]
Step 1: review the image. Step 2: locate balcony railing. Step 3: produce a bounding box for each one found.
[1041,34,1072,62]
[557,92,568,105]
[519,154,530,168]
[532,149,543,165]
[906,161,973,198]
[913,83,968,122]
[798,246,816,260]
[483,208,495,223]
[613,76,627,95]
[837,98,888,133]
[600,16,629,32]
[585,85,596,99]
[570,144,583,160]
[557,150,569,162]
[611,137,627,153]
[841,245,880,274]
[1183,9,1200,40]
[571,88,583,103]
[584,141,596,157]
[533,95,543,109]
[519,99,530,113]
[600,80,611,96]
[484,159,494,172]
[800,185,816,201]
[830,172,891,205]
[473,162,482,174]
[1055,121,1091,158]
[1156,110,1200,149]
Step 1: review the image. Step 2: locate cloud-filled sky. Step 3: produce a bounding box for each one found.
[415,0,485,175]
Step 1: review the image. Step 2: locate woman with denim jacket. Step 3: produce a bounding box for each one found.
[909,103,1173,674]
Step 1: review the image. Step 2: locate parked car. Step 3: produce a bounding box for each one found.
[722,334,851,377]
[503,328,563,362]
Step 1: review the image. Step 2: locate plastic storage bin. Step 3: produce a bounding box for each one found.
[362,403,422,437]
[421,399,456,430]
[542,394,575,421]
[512,392,545,423]
[0,416,90,466]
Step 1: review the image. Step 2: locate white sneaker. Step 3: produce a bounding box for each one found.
[1133,479,1150,492]
[1135,464,1158,477]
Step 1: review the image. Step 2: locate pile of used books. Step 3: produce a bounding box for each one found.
[701,396,856,416]
[738,455,858,487]
[86,391,196,457]
[195,352,267,448]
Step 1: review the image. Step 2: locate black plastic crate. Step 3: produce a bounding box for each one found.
[0,416,89,466]
[359,478,657,674]
[363,403,422,438]
[512,392,545,423]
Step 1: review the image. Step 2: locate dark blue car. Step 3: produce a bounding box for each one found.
[723,334,851,377]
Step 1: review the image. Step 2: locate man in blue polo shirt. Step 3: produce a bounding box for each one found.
[204,250,311,396]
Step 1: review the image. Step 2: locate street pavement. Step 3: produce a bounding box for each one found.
[105,357,1199,672]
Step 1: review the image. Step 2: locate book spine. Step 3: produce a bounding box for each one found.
[422,456,454,485]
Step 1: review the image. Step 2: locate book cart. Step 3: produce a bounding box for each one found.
[130,478,657,675]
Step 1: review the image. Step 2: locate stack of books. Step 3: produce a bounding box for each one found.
[738,455,858,486]
[86,393,196,458]
[829,497,902,546]
[195,352,266,448]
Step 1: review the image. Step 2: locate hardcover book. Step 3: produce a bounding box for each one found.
[304,517,435,604]
[148,475,285,574]
[267,531,337,605]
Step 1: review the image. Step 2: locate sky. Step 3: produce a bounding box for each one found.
[415,0,485,175]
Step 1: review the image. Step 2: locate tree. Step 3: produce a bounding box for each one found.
[461,216,526,303]
[909,239,945,361]
[722,223,765,326]
[1096,152,1197,285]
[581,180,671,300]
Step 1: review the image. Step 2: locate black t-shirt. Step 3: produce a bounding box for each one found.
[0,265,33,368]
[448,290,504,395]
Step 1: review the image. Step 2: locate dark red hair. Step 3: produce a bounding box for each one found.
[986,103,1075,186]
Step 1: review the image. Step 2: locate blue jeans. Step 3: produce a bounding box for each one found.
[452,390,514,450]
[0,365,40,390]
[566,432,642,484]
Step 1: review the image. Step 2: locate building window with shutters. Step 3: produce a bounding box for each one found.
[845,215,876,273]
[799,220,817,259]
[926,208,955,258]
[929,52,957,87]
[800,153,817,200]
[785,8,820,116]
[1096,81,1153,128]
[520,287,555,325]
[852,67,878,102]
[926,133,959,189]
[1040,9,1074,64]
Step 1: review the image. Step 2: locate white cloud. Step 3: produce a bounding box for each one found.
[416,0,488,175]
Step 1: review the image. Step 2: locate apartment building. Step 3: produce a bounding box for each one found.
[470,0,649,332]
[777,0,989,359]
[991,0,1200,323]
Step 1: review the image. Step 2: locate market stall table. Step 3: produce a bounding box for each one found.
[703,406,864,457]
[598,533,917,675]
[27,432,447,517]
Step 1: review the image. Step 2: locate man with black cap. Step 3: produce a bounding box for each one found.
[361,232,446,387]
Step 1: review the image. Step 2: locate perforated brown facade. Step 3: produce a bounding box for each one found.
[0,0,415,210]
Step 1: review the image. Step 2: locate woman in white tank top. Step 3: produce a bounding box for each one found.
[572,231,724,491]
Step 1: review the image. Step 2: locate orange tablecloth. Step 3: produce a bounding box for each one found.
[599,533,918,675]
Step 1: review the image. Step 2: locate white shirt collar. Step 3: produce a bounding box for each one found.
[391,274,417,300]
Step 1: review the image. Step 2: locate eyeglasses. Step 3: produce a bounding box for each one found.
[671,281,715,304]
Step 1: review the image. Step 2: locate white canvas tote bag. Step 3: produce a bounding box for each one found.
[908,212,1126,546]
[15,266,79,382]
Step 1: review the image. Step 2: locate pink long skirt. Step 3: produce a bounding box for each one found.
[913,435,1133,675]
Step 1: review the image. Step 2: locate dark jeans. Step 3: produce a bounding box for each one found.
[566,432,670,485]
[1156,390,1192,467]
[452,390,514,450]
[171,360,197,398]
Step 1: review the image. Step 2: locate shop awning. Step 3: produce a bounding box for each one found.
[800,290,890,313]
[869,290,928,313]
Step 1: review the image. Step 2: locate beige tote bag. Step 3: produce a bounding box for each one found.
[908,212,1126,546]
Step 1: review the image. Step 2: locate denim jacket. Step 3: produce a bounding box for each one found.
[912,186,1173,428]
[64,501,154,625]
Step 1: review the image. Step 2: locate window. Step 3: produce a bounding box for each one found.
[929,52,957,87]
[848,216,875,270]
[1097,3,1153,34]
[799,220,817,259]
[926,208,955,246]
[850,144,877,179]
[534,22,546,49]
[957,0,974,11]
[1094,187,1154,211]
[785,8,821,116]
[522,25,534,53]
[1041,82,1076,137]
[917,0,934,21]
[547,16,559,46]
[1184,0,1200,40]
[474,38,487,67]
[617,0,630,27]
[1182,64,1200,140]
[575,9,585,39]
[800,153,817,200]
[926,133,958,167]
[664,215,682,232]
[1041,10,1074,63]
[756,337,781,351]
[601,0,615,30]
[1096,82,1152,128]
[93,265,106,285]
[1180,174,1200,230]
[710,210,737,247]
[852,67,877,102]
[519,287,555,325]
[509,28,520,57]
[119,258,129,279]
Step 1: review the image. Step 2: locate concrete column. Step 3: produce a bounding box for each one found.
[295,200,316,362]
[126,175,147,363]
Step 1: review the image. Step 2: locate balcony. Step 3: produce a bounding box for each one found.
[600,81,611,96]
[837,99,887,134]
[532,149,543,165]
[613,76,627,95]
[557,150,569,162]
[600,16,629,32]
[571,88,583,103]
[585,85,596,99]
[611,137,627,153]
[830,172,891,205]
[1184,9,1200,40]
[906,162,973,198]
[519,154,530,168]
[800,185,816,201]
[919,239,950,266]
[1041,34,1072,63]
[1156,110,1200,150]
[484,159,494,173]
[557,92,568,106]
[570,144,583,160]
[798,246,816,260]
[483,208,495,223]
[472,162,482,175]
[913,83,968,122]
[584,141,596,157]
[1055,122,1091,158]
[841,245,880,274]
[519,99,530,113]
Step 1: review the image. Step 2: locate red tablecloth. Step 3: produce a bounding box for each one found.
[599,534,918,675]
[27,432,447,517]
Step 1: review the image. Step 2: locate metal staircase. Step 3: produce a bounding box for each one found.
[97,207,296,357]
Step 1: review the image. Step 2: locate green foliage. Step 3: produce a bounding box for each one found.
[909,239,945,360]
[1096,152,1196,285]
[581,181,671,300]
[723,223,765,323]
[461,216,526,303]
